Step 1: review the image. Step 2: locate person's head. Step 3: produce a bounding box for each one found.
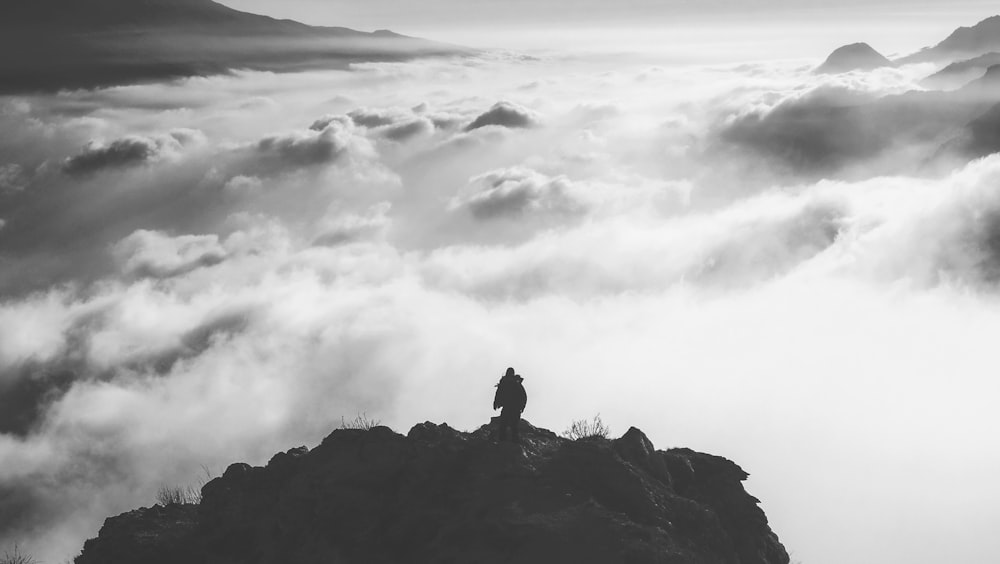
[505,367,515,378]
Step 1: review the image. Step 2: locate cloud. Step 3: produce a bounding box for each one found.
[330,107,437,141]
[222,175,264,195]
[62,130,199,177]
[465,101,540,131]
[312,203,391,247]
[112,230,228,279]
[380,118,434,142]
[63,136,164,176]
[254,125,353,170]
[348,107,413,128]
[0,164,28,191]
[6,43,1000,564]
[451,167,587,220]
[715,82,1000,176]
[309,114,353,132]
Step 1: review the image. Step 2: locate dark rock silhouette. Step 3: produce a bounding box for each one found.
[815,43,893,74]
[0,0,468,94]
[898,15,1000,64]
[75,421,789,564]
[923,52,1000,90]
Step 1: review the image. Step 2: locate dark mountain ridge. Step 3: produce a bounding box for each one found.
[923,52,1000,89]
[899,15,1000,64]
[0,0,467,94]
[815,42,893,74]
[4,0,388,36]
[818,15,1000,75]
[758,16,1000,175]
[74,420,790,564]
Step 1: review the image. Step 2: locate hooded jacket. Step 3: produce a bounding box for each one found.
[493,374,527,412]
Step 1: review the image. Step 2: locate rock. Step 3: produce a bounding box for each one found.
[816,42,893,74]
[76,421,790,564]
[662,449,786,564]
[614,426,672,487]
[75,504,201,564]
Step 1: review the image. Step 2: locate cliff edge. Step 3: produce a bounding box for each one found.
[75,420,790,564]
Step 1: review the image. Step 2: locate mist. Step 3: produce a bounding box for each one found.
[3,13,1000,564]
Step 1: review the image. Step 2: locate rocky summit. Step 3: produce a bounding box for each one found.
[75,420,790,564]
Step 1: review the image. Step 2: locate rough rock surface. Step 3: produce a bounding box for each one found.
[76,420,789,564]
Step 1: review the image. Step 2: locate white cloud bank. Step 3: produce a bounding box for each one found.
[1,42,1000,564]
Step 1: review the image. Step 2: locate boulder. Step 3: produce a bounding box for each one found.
[76,421,790,564]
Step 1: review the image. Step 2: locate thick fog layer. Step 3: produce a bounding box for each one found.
[2,37,1000,564]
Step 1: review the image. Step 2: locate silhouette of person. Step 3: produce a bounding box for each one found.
[493,367,527,443]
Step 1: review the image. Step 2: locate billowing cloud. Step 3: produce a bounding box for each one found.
[348,107,414,128]
[62,130,201,176]
[319,107,437,142]
[465,101,540,131]
[716,79,1000,176]
[112,230,228,279]
[380,118,434,141]
[452,167,587,220]
[0,164,27,191]
[309,114,354,132]
[4,34,1000,564]
[254,125,353,170]
[311,203,392,247]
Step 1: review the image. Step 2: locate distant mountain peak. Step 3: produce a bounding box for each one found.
[0,0,469,94]
[816,42,893,74]
[935,15,1000,53]
[899,14,1000,64]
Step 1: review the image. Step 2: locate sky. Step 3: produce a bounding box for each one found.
[4,3,1000,564]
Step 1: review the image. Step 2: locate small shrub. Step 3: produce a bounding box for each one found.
[340,413,381,431]
[156,465,214,506]
[156,485,197,505]
[563,414,610,440]
[1,544,37,564]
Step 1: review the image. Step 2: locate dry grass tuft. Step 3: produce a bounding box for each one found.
[563,414,611,440]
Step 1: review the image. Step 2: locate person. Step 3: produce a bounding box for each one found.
[493,367,527,443]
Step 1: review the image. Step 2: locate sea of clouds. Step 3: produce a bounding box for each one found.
[2,47,1000,564]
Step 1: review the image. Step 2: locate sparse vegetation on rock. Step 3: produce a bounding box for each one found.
[155,466,214,506]
[1,544,37,564]
[339,412,382,430]
[563,413,611,440]
[156,485,201,506]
